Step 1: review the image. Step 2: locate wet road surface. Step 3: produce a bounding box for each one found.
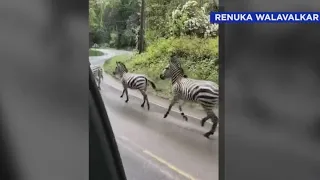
[91,49,218,180]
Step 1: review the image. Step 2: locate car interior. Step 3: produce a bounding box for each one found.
[0,68,127,180]
[89,66,127,180]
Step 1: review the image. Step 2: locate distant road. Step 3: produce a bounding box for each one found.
[89,48,132,66]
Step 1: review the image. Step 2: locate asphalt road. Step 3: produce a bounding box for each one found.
[90,49,218,180]
[89,48,132,66]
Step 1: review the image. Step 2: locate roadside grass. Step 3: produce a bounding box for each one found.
[103,54,133,75]
[103,54,170,98]
[103,36,219,111]
[89,49,104,56]
[103,37,218,97]
[103,54,203,110]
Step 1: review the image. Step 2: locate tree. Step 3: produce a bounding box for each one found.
[169,0,219,38]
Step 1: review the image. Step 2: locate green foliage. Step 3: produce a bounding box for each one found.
[89,49,104,56]
[89,0,111,45]
[104,37,218,99]
[89,0,219,49]
[89,0,140,48]
[89,0,109,32]
[108,32,117,47]
[103,54,133,75]
[169,0,219,38]
[144,0,219,45]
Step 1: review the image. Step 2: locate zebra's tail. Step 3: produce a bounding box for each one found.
[146,78,157,90]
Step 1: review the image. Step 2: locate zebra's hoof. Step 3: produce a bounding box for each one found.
[203,133,211,139]
[163,114,168,118]
[183,116,188,121]
[141,104,144,107]
[201,120,205,127]
[125,100,128,103]
[120,95,123,98]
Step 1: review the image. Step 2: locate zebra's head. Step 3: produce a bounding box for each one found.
[160,55,188,80]
[113,61,128,77]
[159,64,171,80]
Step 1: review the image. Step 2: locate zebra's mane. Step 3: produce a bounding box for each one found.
[170,56,188,78]
[180,68,188,78]
[116,61,128,73]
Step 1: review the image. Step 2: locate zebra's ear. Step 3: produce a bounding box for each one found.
[170,56,180,65]
[169,56,175,63]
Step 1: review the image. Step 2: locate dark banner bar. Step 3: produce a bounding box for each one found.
[223,0,320,180]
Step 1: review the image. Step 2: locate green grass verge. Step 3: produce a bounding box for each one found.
[89,49,104,56]
[103,37,218,109]
[103,53,173,99]
[103,54,133,75]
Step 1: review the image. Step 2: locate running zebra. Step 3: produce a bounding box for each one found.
[159,55,219,138]
[113,61,157,110]
[90,64,104,90]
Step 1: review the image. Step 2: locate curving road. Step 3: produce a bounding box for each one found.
[90,49,218,180]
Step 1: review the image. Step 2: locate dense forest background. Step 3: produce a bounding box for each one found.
[90,0,219,98]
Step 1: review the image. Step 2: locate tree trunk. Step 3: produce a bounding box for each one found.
[139,0,145,54]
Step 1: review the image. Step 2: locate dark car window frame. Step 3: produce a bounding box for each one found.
[89,66,127,180]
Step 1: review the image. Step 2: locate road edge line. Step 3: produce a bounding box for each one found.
[143,150,197,180]
[103,83,215,130]
[102,73,215,128]
[116,137,176,179]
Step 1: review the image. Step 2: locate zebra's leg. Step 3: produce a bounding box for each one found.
[201,116,210,127]
[146,94,150,110]
[97,77,101,90]
[141,83,150,110]
[120,82,126,98]
[203,113,219,138]
[178,100,188,121]
[141,90,150,110]
[120,89,125,98]
[97,81,101,90]
[164,96,178,118]
[139,89,146,108]
[200,106,212,126]
[124,88,129,103]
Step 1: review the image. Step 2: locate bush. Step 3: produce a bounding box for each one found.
[90,27,110,45]
[89,49,104,56]
[109,32,118,48]
[169,0,219,38]
[104,36,218,99]
[103,54,133,75]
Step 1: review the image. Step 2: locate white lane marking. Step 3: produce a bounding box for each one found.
[117,136,198,180]
[143,150,197,180]
[118,136,143,149]
[101,73,218,124]
[116,137,176,180]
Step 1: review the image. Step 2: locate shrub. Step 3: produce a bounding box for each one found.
[103,54,133,75]
[169,0,219,38]
[104,36,218,99]
[89,49,104,56]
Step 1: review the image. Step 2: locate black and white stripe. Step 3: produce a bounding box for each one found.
[159,55,219,138]
[90,65,103,90]
[113,61,157,110]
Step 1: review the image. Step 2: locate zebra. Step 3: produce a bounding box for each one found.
[159,55,219,138]
[113,61,157,110]
[90,64,104,90]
